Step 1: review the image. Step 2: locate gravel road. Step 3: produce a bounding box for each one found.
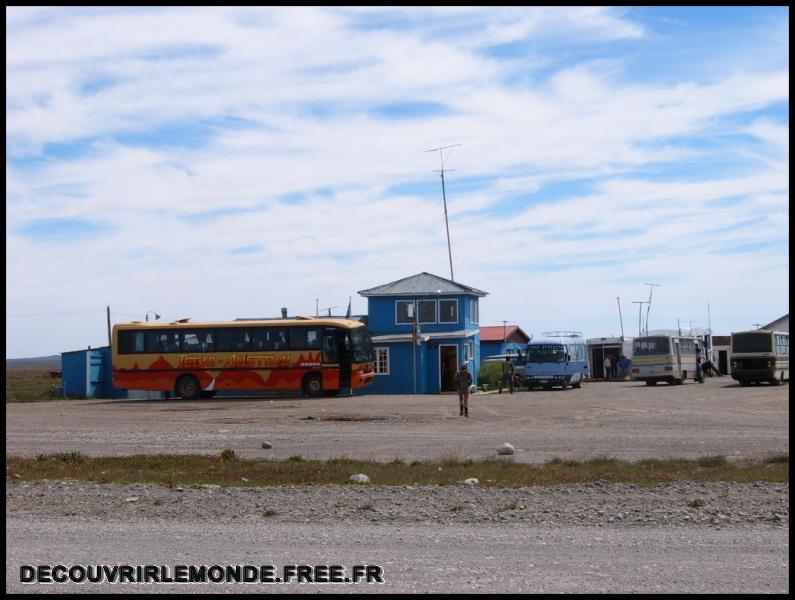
[6,480,789,593]
[5,378,789,593]
[4,378,789,462]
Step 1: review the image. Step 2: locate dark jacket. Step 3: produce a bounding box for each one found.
[455,368,472,390]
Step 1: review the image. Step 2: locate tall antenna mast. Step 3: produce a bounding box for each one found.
[632,301,648,337]
[644,283,661,335]
[425,144,461,282]
[616,297,624,339]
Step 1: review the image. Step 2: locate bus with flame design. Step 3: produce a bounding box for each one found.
[112,317,375,399]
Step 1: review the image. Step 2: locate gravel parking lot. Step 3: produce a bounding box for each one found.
[5,377,789,594]
[5,378,789,462]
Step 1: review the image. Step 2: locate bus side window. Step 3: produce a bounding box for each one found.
[290,329,307,350]
[271,329,288,350]
[182,332,201,352]
[201,331,215,352]
[251,328,267,351]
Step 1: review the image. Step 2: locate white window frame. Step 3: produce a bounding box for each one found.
[470,298,479,324]
[438,299,459,324]
[395,300,414,325]
[375,347,390,375]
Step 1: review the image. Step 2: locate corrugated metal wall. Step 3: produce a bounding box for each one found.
[61,346,129,399]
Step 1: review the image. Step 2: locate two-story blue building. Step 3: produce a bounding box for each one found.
[358,272,488,394]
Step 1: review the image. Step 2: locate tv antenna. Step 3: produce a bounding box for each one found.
[425,144,461,282]
[644,283,661,335]
[632,301,649,337]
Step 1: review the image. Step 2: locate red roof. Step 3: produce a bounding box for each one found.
[479,325,530,343]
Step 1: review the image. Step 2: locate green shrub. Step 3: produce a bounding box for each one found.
[478,361,503,388]
[219,448,237,462]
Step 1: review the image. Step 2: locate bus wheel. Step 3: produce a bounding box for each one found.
[739,380,750,387]
[175,375,200,400]
[303,373,323,397]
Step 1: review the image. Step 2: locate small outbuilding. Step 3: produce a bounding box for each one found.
[586,336,633,379]
[479,325,531,359]
[61,346,163,399]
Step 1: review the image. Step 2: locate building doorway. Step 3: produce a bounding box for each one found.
[718,350,729,375]
[591,347,604,379]
[439,345,458,392]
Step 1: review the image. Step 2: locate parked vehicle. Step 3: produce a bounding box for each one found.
[520,332,588,390]
[730,330,789,386]
[630,334,700,385]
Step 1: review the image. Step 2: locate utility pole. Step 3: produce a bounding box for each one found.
[616,297,624,339]
[425,144,461,282]
[106,306,112,346]
[644,283,661,336]
[632,301,648,337]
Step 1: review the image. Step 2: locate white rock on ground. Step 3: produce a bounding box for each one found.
[497,443,515,455]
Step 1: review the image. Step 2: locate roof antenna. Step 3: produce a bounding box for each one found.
[644,283,661,336]
[425,144,461,282]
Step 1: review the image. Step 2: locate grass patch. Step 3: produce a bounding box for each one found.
[219,448,237,462]
[5,370,69,403]
[4,453,788,488]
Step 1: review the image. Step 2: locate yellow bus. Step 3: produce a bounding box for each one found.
[112,317,375,399]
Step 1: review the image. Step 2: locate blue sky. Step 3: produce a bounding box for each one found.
[6,6,789,357]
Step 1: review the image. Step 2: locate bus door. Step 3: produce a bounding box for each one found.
[322,329,350,390]
[674,339,682,377]
[336,330,353,390]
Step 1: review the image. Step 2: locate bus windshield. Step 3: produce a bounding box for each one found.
[732,333,772,353]
[526,344,565,363]
[634,337,671,356]
[350,327,375,362]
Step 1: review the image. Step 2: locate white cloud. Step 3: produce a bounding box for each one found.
[5,6,789,357]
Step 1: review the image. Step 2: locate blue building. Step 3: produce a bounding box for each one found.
[358,272,488,394]
[61,346,128,399]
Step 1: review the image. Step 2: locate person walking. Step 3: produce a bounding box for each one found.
[603,356,612,380]
[456,362,473,417]
[498,356,515,394]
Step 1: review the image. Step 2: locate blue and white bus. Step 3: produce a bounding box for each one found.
[630,334,701,385]
[521,331,588,390]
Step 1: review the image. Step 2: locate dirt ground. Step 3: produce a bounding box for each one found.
[4,378,789,463]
